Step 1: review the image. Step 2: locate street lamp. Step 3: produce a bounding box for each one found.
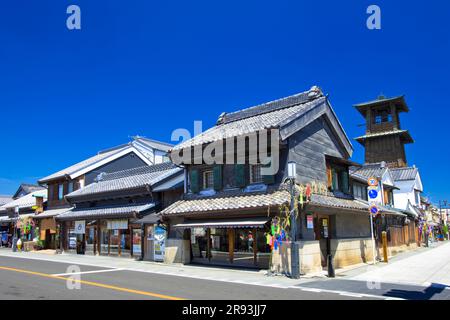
[287,161,300,279]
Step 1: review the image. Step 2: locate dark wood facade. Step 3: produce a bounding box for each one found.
[355,96,413,168]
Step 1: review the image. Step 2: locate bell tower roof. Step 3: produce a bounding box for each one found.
[353,95,409,117]
[353,94,413,168]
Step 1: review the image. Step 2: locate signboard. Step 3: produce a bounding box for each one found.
[367,184,383,206]
[153,226,166,262]
[132,229,141,256]
[74,221,85,234]
[368,177,378,187]
[107,219,128,230]
[306,215,314,229]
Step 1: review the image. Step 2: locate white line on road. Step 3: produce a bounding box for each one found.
[51,268,125,276]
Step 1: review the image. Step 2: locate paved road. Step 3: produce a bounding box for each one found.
[0,256,361,300]
[2,241,450,300]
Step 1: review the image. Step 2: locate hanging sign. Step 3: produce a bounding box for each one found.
[368,177,378,187]
[153,226,166,262]
[74,220,85,234]
[107,219,128,230]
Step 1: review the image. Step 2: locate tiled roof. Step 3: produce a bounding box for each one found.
[350,163,387,181]
[38,137,172,184]
[1,190,47,210]
[65,163,182,200]
[55,202,155,221]
[161,190,291,216]
[38,147,128,183]
[308,194,369,212]
[171,87,326,152]
[0,195,12,206]
[390,166,418,181]
[13,184,45,199]
[132,136,173,152]
[33,207,73,219]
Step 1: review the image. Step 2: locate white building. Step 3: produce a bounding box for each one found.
[391,166,423,216]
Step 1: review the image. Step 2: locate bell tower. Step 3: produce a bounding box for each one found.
[354,95,413,168]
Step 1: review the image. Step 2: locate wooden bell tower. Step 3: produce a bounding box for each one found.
[354,95,414,168]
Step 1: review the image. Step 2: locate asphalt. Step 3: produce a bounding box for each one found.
[0,256,362,300]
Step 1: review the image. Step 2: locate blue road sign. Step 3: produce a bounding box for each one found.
[368,189,378,199]
[370,205,379,215]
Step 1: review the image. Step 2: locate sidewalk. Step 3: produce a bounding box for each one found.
[345,241,450,287]
[0,248,316,288]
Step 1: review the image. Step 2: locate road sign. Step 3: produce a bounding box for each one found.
[368,177,378,187]
[368,188,379,199]
[369,204,379,216]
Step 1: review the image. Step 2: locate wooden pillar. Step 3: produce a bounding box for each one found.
[97,220,101,254]
[118,229,121,256]
[253,228,257,266]
[206,228,211,261]
[228,229,234,263]
[108,229,111,255]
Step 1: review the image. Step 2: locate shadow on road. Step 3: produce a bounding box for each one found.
[384,283,449,300]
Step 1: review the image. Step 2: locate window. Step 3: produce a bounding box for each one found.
[58,184,64,200]
[353,183,368,201]
[68,182,74,194]
[327,162,350,194]
[250,164,263,184]
[415,191,421,205]
[203,170,214,190]
[373,108,393,124]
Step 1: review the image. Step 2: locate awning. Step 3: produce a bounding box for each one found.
[55,203,156,221]
[134,213,160,225]
[173,217,270,229]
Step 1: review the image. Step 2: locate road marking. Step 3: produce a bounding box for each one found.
[288,285,404,300]
[51,268,125,276]
[0,266,185,300]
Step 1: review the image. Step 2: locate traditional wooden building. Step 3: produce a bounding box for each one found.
[35,136,173,250]
[160,86,386,273]
[354,95,413,168]
[55,162,183,259]
[350,162,418,257]
[0,189,47,249]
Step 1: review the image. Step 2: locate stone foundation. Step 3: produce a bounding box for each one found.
[164,239,191,264]
[270,241,322,275]
[330,238,375,268]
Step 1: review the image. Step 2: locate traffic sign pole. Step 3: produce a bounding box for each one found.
[370,211,376,265]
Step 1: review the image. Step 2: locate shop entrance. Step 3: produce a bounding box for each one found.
[190,227,270,269]
[314,215,332,268]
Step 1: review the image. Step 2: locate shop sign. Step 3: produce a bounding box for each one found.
[306,215,314,229]
[132,229,141,255]
[154,225,166,262]
[74,221,85,234]
[107,219,128,230]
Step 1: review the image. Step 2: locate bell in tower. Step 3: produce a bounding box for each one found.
[354,95,414,168]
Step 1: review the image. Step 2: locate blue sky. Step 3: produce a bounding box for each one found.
[0,1,449,204]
